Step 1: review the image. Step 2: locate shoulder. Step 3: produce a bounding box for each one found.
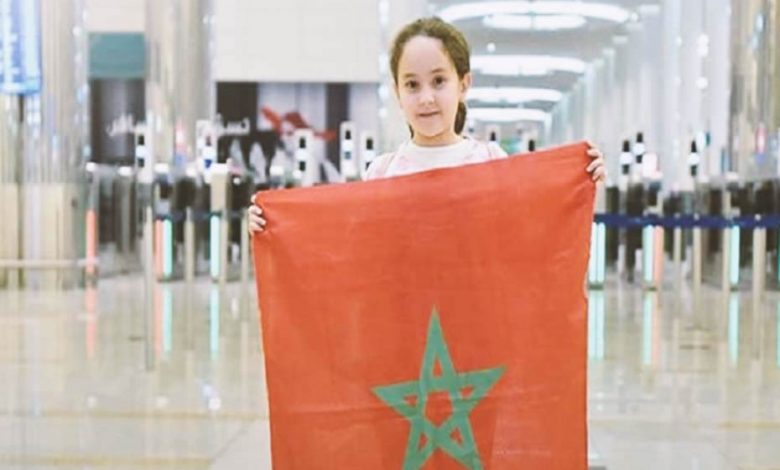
[466,137,508,159]
[485,140,509,159]
[364,152,396,180]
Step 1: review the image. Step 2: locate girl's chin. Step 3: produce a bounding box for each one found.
[413,126,447,139]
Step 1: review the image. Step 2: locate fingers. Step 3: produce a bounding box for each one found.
[247,205,267,233]
[248,220,266,233]
[585,150,606,182]
[248,215,267,233]
[586,157,603,172]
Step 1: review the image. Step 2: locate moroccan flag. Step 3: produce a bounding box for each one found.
[253,142,594,469]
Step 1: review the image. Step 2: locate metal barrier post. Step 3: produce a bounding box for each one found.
[209,164,229,287]
[143,205,156,371]
[220,211,229,290]
[642,222,663,290]
[85,163,99,283]
[240,214,251,318]
[156,215,174,282]
[642,224,653,289]
[240,215,250,286]
[184,208,195,352]
[185,208,195,283]
[673,226,682,279]
[588,221,606,289]
[209,211,220,282]
[729,223,741,290]
[753,221,766,302]
[654,225,664,289]
[692,225,702,294]
[722,224,731,294]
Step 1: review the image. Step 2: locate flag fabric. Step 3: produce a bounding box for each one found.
[252,141,594,469]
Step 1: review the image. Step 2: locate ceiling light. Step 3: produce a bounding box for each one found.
[471,55,586,76]
[483,14,587,31]
[467,87,563,103]
[469,107,551,123]
[439,1,631,24]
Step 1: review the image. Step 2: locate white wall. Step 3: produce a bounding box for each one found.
[215,0,381,83]
[87,0,382,83]
[86,0,144,32]
[349,84,379,147]
[705,0,731,178]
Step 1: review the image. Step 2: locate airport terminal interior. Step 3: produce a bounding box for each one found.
[2,0,780,468]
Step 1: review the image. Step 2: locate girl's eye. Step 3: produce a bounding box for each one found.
[433,76,446,86]
[405,81,418,90]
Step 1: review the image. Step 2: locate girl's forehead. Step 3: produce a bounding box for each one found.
[399,36,456,74]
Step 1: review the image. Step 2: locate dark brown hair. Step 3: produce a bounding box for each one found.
[389,17,470,135]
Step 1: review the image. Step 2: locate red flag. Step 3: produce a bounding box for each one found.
[253,142,594,469]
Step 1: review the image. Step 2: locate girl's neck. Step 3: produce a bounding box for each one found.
[411,132,463,148]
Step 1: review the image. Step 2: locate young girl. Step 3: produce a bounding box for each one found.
[248,17,605,232]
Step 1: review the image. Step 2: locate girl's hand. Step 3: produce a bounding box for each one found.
[247,194,267,233]
[586,141,606,183]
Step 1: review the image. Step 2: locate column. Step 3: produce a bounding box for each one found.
[20,0,89,289]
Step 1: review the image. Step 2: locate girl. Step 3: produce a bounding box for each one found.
[248,17,605,232]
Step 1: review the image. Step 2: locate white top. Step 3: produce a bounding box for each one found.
[365,137,508,180]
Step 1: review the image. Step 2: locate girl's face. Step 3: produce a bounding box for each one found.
[395,35,471,147]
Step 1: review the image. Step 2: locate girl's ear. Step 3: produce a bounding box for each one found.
[460,72,472,99]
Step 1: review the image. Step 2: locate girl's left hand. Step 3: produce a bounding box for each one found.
[586,141,606,183]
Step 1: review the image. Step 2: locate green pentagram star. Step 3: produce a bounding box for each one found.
[372,308,505,470]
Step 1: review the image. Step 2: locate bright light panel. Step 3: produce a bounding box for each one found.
[468,107,550,123]
[467,87,563,104]
[472,55,586,76]
[439,1,631,24]
[483,13,587,31]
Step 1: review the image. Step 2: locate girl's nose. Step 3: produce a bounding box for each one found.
[418,88,435,104]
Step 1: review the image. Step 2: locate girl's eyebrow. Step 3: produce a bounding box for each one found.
[402,67,446,79]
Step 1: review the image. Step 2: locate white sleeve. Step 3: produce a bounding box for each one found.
[364,153,394,180]
[487,141,509,159]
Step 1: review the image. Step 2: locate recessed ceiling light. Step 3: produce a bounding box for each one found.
[467,87,563,104]
[483,13,587,31]
[439,1,631,24]
[469,107,551,123]
[471,55,586,76]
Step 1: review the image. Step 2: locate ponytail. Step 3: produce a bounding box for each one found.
[455,102,467,135]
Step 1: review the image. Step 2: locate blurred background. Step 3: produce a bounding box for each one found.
[0,0,779,468]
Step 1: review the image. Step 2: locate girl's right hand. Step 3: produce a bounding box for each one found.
[247,195,267,233]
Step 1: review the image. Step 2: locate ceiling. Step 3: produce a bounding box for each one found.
[426,0,660,115]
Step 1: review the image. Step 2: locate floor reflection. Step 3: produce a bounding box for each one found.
[0,276,778,469]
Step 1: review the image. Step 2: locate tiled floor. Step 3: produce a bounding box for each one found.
[1,275,779,469]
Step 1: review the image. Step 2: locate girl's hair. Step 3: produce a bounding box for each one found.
[389,17,470,136]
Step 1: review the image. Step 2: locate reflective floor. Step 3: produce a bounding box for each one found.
[1,275,779,469]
